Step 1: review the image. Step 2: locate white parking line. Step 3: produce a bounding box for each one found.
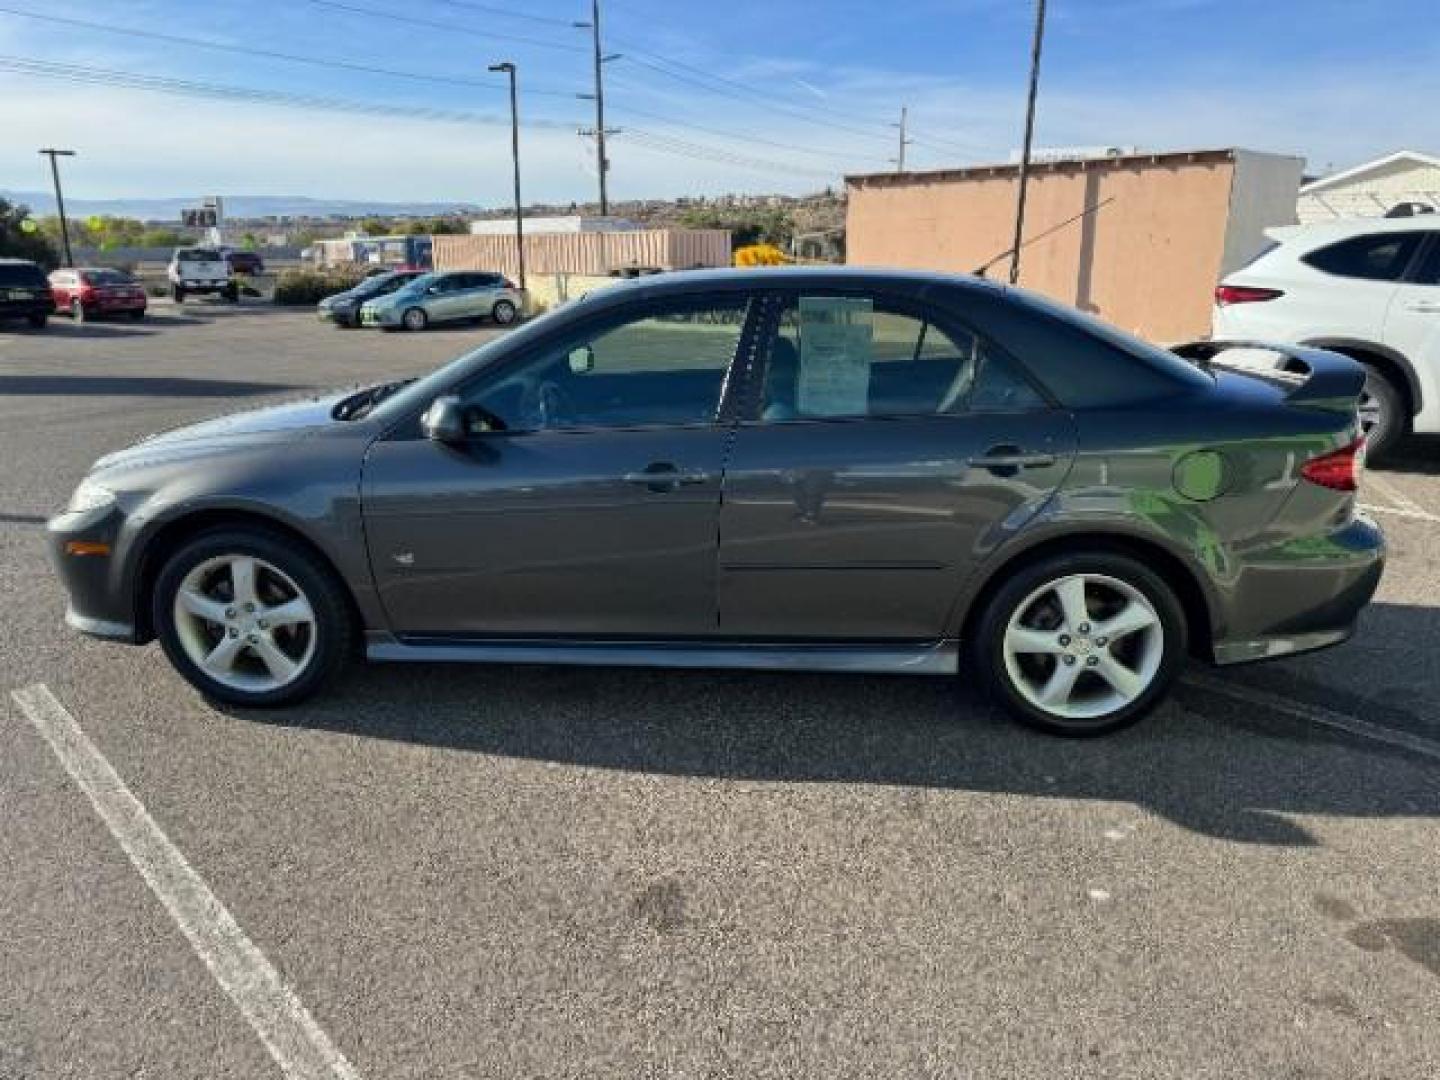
[1359,502,1440,524]
[1366,474,1427,515]
[1186,673,1440,764]
[8,684,363,1080]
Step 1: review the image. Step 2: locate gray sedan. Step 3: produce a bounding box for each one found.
[45,268,1383,735]
[359,270,523,330]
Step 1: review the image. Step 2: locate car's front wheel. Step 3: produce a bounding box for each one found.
[401,307,428,331]
[153,528,354,707]
[1357,364,1405,460]
[972,552,1187,736]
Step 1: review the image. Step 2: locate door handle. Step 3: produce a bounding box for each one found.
[1405,301,1440,313]
[623,462,711,492]
[967,447,1057,471]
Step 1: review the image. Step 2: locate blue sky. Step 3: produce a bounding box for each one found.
[1,0,1438,206]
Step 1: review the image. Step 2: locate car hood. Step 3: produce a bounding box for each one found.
[93,391,352,472]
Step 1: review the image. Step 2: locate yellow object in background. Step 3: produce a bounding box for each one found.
[733,244,790,267]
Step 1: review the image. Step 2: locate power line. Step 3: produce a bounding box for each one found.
[0,4,580,97]
[307,0,587,53]
[0,55,574,126]
[426,0,578,28]
[609,97,890,167]
[623,129,838,181]
[0,55,828,183]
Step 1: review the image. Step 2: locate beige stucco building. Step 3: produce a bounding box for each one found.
[845,148,1304,342]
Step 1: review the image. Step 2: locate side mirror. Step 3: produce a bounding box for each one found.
[421,395,466,443]
[427,284,443,295]
[568,345,596,374]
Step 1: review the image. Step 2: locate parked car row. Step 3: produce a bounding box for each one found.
[317,270,523,331]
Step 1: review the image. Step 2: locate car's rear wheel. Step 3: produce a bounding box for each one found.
[70,298,85,322]
[402,307,428,331]
[129,308,146,320]
[172,285,185,303]
[972,552,1187,736]
[153,528,354,707]
[26,312,46,329]
[1357,365,1404,460]
[492,299,517,325]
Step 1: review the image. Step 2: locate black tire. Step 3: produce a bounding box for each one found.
[224,284,240,303]
[970,551,1188,737]
[26,311,47,329]
[129,308,146,320]
[172,285,185,303]
[491,299,517,325]
[71,298,86,323]
[401,307,428,331]
[1358,364,1405,461]
[152,527,355,707]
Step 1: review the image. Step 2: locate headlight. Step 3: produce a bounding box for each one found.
[67,479,117,514]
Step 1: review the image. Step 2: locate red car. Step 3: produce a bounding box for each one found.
[50,268,148,321]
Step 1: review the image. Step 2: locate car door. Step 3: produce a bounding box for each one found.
[1384,234,1440,362]
[362,292,759,638]
[718,289,1076,641]
[423,274,466,322]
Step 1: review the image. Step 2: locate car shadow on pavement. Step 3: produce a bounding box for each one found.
[229,603,1440,849]
[35,322,158,338]
[0,375,306,398]
[1378,436,1440,476]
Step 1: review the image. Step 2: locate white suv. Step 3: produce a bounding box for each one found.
[1213,216,1440,457]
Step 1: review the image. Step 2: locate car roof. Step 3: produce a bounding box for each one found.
[577,265,1004,305]
[1266,214,1440,247]
[0,257,41,265]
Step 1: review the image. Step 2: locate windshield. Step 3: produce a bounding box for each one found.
[81,269,135,286]
[178,249,222,262]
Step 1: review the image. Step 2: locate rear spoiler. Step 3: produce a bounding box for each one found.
[1170,340,1366,414]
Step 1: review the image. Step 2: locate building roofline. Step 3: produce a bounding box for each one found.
[845,147,1302,187]
[1299,150,1440,194]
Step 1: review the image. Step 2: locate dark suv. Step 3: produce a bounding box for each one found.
[0,258,54,328]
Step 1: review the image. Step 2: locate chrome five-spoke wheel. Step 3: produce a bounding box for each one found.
[156,528,353,706]
[1002,573,1163,721]
[171,554,318,692]
[974,552,1185,735]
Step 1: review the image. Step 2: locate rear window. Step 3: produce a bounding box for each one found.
[178,249,222,262]
[1302,232,1423,281]
[985,287,1213,405]
[81,269,134,286]
[0,262,48,288]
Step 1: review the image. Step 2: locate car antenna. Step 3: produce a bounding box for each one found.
[974,196,1116,278]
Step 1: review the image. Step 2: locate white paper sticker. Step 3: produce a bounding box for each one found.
[796,296,873,416]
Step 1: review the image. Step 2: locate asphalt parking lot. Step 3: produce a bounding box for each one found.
[2,301,1439,1079]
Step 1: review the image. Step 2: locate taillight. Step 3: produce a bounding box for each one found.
[1215,284,1284,306]
[1300,437,1365,492]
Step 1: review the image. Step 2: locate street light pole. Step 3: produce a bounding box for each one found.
[38,148,76,267]
[1009,0,1047,285]
[488,61,526,291]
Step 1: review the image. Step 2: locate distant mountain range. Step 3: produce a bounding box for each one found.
[0,191,480,221]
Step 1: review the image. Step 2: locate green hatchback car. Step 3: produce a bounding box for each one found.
[359,270,523,331]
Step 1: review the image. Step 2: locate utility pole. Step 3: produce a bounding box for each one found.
[575,0,620,215]
[1009,0,1047,285]
[38,148,76,267]
[488,61,526,290]
[890,107,911,172]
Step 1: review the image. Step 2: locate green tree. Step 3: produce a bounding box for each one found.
[138,228,190,249]
[360,217,392,236]
[677,207,794,250]
[0,199,60,268]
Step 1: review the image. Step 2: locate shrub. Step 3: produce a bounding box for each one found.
[272,266,369,306]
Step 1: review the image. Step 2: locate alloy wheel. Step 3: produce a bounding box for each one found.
[1001,572,1163,721]
[171,554,318,692]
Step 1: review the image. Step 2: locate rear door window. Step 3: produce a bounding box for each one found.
[760,293,1044,421]
[1411,238,1440,286]
[1302,232,1424,281]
